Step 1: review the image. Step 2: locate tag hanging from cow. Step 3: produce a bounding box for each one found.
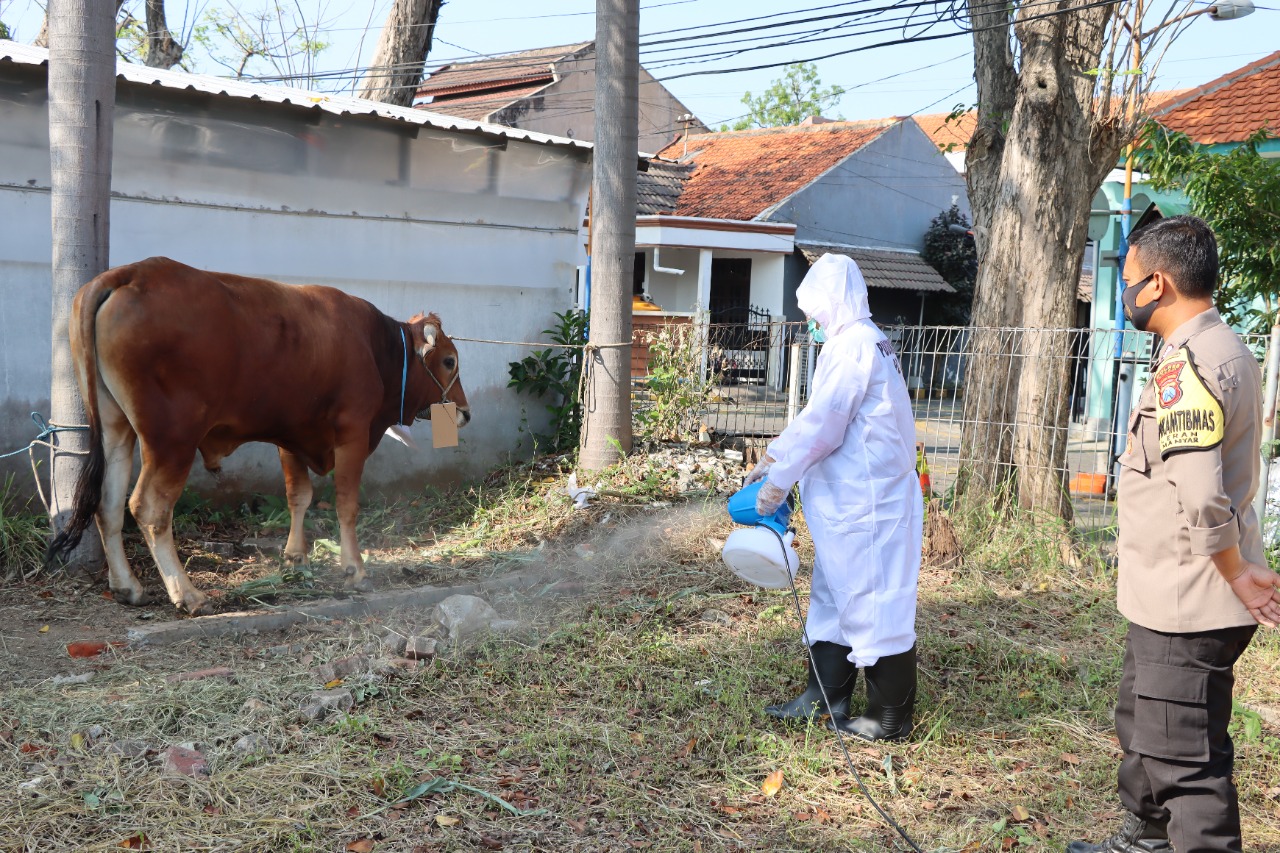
[45,257,470,615]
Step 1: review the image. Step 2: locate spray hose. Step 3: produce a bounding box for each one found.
[760,521,929,853]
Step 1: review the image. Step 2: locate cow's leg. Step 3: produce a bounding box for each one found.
[278,448,312,564]
[130,442,207,614]
[333,441,373,592]
[95,392,145,605]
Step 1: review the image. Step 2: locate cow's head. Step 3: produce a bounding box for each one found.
[407,313,470,427]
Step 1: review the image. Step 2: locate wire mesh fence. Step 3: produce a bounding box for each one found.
[629,318,1275,538]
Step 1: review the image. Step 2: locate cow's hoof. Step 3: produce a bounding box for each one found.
[110,586,148,606]
[344,572,374,594]
[283,550,308,565]
[179,592,211,616]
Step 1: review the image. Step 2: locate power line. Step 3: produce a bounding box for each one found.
[654,0,1119,80]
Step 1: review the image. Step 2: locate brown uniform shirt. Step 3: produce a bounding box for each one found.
[1117,309,1263,633]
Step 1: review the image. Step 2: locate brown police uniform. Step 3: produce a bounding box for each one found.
[1115,308,1261,853]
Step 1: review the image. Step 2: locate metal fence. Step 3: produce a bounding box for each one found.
[630,319,1276,537]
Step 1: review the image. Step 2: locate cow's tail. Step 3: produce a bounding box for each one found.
[45,271,120,567]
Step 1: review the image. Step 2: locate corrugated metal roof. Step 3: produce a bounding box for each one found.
[0,39,591,152]
[637,159,693,215]
[417,43,590,96]
[418,83,551,122]
[798,243,955,294]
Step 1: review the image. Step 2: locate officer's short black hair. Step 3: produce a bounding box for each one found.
[1128,215,1219,298]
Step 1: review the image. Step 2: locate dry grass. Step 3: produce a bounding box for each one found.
[2,452,1279,852]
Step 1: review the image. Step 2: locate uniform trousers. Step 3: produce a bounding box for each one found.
[1115,622,1256,853]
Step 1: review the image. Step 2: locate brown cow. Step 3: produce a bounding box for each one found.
[47,257,470,614]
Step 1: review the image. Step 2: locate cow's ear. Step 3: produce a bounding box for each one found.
[414,320,439,358]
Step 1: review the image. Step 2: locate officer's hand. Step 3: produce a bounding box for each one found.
[743,454,776,487]
[756,481,787,517]
[1226,563,1280,628]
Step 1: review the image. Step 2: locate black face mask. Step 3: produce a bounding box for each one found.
[1122,274,1157,332]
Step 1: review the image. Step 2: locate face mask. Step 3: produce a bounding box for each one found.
[807,318,827,344]
[1122,274,1157,332]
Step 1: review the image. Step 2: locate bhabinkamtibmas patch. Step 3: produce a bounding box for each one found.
[1154,346,1224,457]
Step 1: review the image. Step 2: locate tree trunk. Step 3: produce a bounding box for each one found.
[357,0,444,107]
[961,0,1126,519]
[47,0,115,571]
[144,0,183,69]
[579,0,638,471]
[957,0,1020,503]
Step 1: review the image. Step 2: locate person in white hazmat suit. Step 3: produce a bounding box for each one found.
[745,253,924,741]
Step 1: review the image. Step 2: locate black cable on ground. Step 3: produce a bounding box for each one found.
[763,522,929,853]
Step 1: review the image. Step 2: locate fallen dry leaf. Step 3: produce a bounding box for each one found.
[1060,753,1081,765]
[67,641,109,658]
[629,732,645,746]
[760,769,784,798]
[324,679,344,689]
[678,736,697,758]
[39,625,49,634]
[1011,805,1031,821]
[345,840,375,853]
[118,834,149,850]
[435,815,460,827]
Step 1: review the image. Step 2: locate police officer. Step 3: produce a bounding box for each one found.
[745,254,923,742]
[1068,216,1280,853]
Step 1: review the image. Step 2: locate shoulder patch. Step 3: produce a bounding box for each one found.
[1154,346,1224,458]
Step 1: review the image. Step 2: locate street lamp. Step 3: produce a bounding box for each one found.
[1109,0,1254,490]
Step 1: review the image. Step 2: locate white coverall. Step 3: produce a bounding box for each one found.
[765,254,923,667]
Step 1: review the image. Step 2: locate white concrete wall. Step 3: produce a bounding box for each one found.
[641,247,701,310]
[0,66,590,498]
[638,248,786,316]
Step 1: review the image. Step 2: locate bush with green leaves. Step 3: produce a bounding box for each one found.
[507,310,588,455]
[634,323,721,444]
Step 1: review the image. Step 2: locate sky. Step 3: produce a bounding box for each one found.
[0,0,1276,130]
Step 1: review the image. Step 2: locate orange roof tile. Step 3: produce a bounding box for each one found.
[1155,51,1280,144]
[913,88,1193,153]
[654,119,898,221]
[912,111,976,153]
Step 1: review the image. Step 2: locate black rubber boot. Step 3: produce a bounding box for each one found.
[764,642,856,722]
[1065,813,1172,852]
[829,644,916,742]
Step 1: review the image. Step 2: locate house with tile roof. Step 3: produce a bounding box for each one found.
[1153,50,1280,152]
[627,116,968,341]
[1080,53,1279,432]
[414,42,707,154]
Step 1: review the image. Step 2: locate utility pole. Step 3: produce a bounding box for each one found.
[47,0,114,569]
[579,0,638,471]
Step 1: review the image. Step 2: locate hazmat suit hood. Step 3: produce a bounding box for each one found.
[796,254,871,337]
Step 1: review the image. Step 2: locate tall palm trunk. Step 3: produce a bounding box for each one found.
[579,0,639,471]
[47,0,115,570]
